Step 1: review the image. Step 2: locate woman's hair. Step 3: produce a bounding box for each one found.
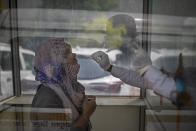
[34,38,71,69]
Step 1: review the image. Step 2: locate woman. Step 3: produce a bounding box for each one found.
[31,38,96,131]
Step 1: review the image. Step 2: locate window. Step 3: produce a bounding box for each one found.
[147,0,196,108]
[17,0,144,96]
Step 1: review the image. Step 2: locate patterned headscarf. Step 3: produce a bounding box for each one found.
[34,38,85,122]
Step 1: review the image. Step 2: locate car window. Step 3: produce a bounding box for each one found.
[0,51,12,71]
[77,56,109,80]
[22,53,34,70]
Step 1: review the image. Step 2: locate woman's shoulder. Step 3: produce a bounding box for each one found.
[32,84,63,108]
[35,84,57,97]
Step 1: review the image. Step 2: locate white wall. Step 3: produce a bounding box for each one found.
[91,106,140,131]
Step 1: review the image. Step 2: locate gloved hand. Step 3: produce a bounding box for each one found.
[129,42,152,76]
[91,51,111,71]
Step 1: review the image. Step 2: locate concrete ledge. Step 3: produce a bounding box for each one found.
[5,95,145,106]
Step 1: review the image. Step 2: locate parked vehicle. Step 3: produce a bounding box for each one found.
[77,55,122,95]
[0,42,35,99]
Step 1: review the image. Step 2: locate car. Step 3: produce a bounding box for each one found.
[76,55,123,95]
[0,42,35,100]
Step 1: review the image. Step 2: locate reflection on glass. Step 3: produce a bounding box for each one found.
[146,109,196,131]
[149,14,196,109]
[77,55,122,95]
[146,0,196,131]
[0,105,72,131]
[0,48,14,100]
[23,53,34,70]
[0,0,14,101]
[16,0,143,96]
[77,56,110,79]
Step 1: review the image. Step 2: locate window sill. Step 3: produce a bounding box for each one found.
[5,95,145,106]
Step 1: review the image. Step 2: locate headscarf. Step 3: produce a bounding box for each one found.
[34,38,85,122]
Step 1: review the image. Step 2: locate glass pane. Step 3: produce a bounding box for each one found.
[0,0,14,101]
[146,0,196,131]
[148,0,196,108]
[18,0,143,96]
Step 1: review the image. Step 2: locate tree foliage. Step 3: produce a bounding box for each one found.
[83,16,126,48]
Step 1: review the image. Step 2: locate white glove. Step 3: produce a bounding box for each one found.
[129,42,152,76]
[91,51,111,71]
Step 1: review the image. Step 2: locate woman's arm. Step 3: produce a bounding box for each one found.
[72,96,96,128]
[72,114,89,128]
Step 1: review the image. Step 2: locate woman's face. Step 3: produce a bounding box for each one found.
[66,48,78,65]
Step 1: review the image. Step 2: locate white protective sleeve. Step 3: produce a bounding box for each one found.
[111,66,150,89]
[143,66,177,101]
[111,66,177,101]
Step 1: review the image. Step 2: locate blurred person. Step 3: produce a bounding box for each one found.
[91,43,192,107]
[105,14,138,67]
[99,14,192,107]
[31,38,96,131]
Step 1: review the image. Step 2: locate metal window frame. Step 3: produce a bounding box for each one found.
[139,0,152,131]
[9,0,21,97]
[140,0,152,99]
